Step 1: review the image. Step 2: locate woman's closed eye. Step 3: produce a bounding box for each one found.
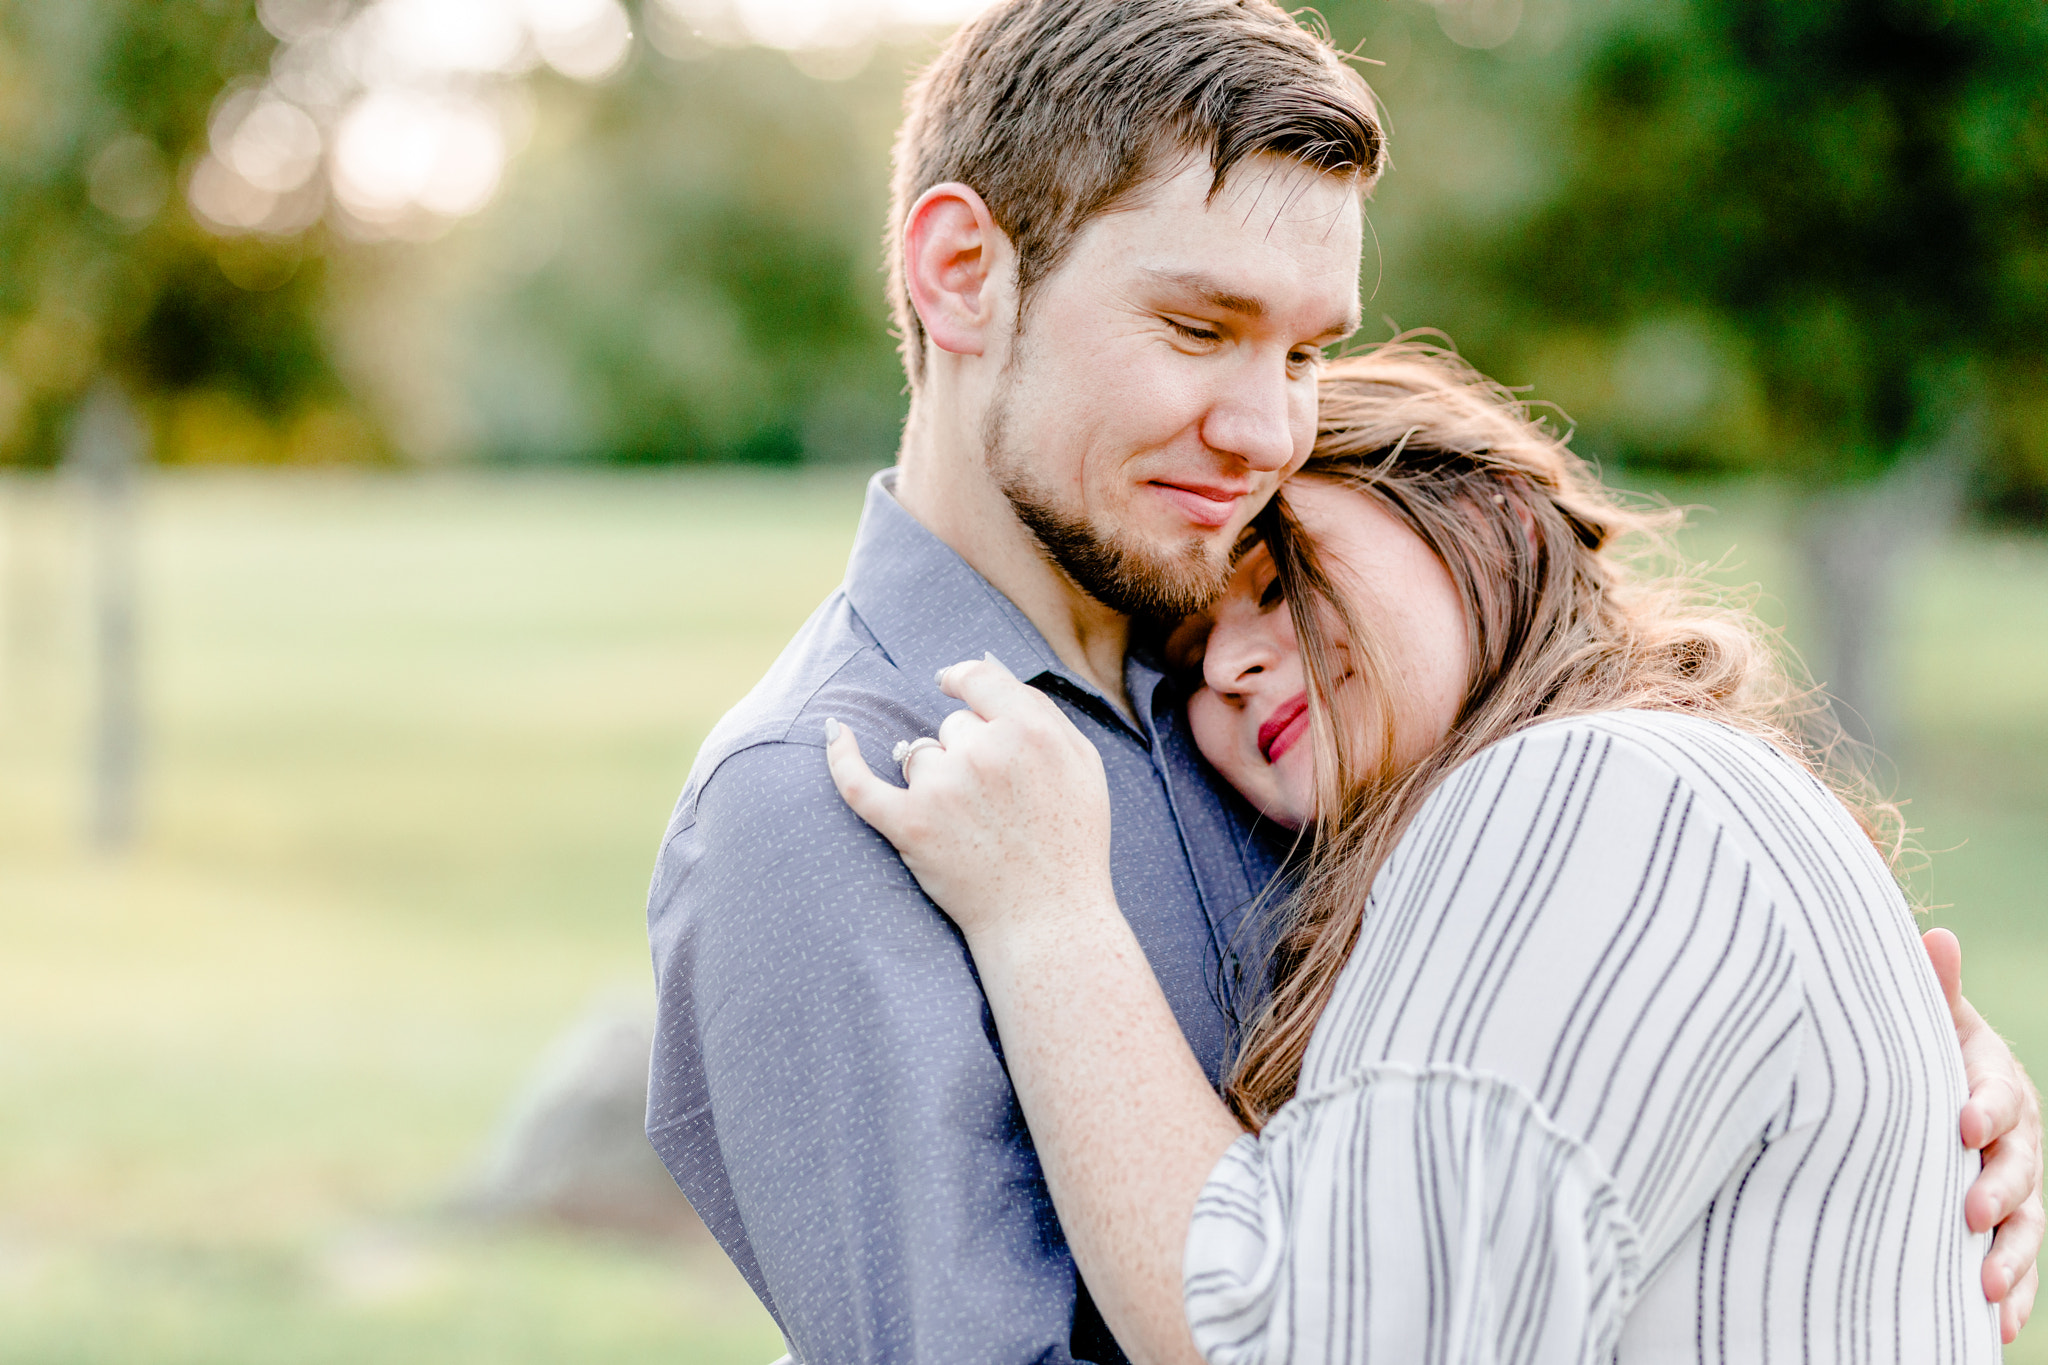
[1164,611,1215,673]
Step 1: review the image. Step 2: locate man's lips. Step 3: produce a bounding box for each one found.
[1147,479,1254,530]
[1257,692,1310,764]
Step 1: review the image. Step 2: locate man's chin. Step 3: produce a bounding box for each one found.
[997,471,1231,619]
[1114,507,1243,583]
[1088,537,1233,620]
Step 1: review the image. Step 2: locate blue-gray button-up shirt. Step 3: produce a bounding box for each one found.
[647,470,1283,1364]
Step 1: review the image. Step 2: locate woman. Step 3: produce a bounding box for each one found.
[824,343,2004,1362]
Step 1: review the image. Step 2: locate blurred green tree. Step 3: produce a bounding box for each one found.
[1316,0,2047,748]
[0,0,356,467]
[432,44,912,467]
[1495,0,2047,745]
[1486,0,2047,484]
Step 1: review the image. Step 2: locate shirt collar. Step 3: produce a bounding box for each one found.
[844,468,1158,744]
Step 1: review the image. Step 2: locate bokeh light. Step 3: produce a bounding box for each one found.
[85,136,171,229]
[181,0,1001,243]
[190,0,988,241]
[332,88,506,223]
[188,0,636,241]
[650,0,995,55]
[527,0,636,79]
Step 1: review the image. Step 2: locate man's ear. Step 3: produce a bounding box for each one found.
[903,182,1009,359]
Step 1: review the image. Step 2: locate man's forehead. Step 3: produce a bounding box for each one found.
[1209,151,1364,224]
[1099,156,1365,327]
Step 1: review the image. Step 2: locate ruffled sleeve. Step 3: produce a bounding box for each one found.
[1185,1065,1642,1365]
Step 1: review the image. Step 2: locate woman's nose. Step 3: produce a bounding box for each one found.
[1202,616,1275,697]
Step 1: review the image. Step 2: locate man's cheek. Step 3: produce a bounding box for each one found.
[1113,351,1210,434]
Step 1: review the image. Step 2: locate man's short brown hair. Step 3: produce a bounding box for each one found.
[887,0,1385,387]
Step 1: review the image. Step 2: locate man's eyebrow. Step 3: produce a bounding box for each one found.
[1320,309,1363,341]
[1139,267,1359,339]
[1139,268,1266,319]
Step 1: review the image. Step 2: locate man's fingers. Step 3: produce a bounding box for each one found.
[1957,995,2022,1151]
[1965,1072,2039,1232]
[2002,1264,2038,1343]
[823,720,907,839]
[1984,1189,2046,1296]
[1924,927,1963,1013]
[1931,932,2046,1316]
[1968,1130,2034,1232]
[1963,1067,2028,1155]
[1925,930,2012,1147]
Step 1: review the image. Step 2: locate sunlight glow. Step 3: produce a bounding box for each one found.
[332,89,507,222]
[653,0,995,52]
[527,0,636,80]
[190,0,988,242]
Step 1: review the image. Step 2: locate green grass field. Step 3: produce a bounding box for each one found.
[0,470,2042,1361]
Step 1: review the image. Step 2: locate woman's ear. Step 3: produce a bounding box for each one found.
[902,182,1009,359]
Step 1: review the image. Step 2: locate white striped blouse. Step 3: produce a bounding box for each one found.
[1184,710,2000,1363]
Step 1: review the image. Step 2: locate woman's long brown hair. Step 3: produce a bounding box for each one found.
[1221,336,1900,1130]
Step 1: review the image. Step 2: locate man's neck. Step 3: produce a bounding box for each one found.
[893,413,1134,717]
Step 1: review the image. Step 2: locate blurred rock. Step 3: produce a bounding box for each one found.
[456,997,705,1239]
[319,1227,451,1306]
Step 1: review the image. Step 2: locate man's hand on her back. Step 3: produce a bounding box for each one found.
[1925,927,2043,1343]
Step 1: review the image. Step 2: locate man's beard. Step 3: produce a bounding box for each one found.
[982,372,1234,622]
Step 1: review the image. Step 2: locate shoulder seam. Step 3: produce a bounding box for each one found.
[760,631,895,747]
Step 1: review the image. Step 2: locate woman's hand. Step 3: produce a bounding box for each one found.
[824,653,1117,945]
[826,654,1229,1365]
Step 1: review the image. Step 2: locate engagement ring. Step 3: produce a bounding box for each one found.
[892,736,943,781]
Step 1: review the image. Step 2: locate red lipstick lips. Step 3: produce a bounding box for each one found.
[1257,692,1309,764]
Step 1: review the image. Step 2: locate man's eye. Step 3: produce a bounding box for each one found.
[1168,319,1222,344]
[1288,348,1325,373]
[1259,577,1285,610]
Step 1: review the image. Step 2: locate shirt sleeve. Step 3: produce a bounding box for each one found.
[1182,718,1808,1365]
[649,737,1105,1365]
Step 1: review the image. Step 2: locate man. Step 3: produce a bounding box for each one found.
[646,3,2041,1362]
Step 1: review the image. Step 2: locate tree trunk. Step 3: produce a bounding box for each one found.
[1790,421,1972,762]
[66,381,143,853]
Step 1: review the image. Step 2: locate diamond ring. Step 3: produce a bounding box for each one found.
[891,735,943,781]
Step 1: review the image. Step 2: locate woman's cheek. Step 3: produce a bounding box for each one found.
[1187,690,1235,779]
[1267,740,1315,830]
[1189,691,1265,807]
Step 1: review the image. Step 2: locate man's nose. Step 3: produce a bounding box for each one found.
[1201,353,1301,473]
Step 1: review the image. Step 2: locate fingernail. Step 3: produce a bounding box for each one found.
[934,665,949,687]
[984,650,1006,670]
[823,717,841,743]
